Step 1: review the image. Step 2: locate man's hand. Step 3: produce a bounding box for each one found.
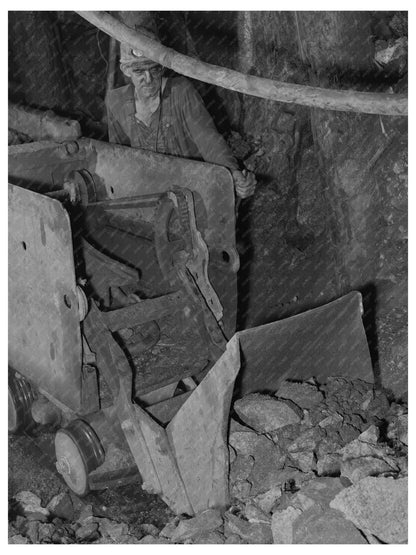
[232,169,256,199]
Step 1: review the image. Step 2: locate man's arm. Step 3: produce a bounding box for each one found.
[180,80,239,171]
[179,80,256,198]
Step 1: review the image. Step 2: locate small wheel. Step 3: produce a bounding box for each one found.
[8,370,36,434]
[55,419,105,497]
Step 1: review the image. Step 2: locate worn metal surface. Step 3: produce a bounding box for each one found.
[166,334,240,513]
[8,139,238,338]
[234,291,374,396]
[8,184,82,412]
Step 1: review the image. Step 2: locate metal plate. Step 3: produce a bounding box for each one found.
[235,291,374,396]
[8,184,82,412]
[8,139,238,338]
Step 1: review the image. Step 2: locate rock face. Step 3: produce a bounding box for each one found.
[330,476,408,543]
[233,393,302,433]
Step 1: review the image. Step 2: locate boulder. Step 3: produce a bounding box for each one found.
[138,523,160,537]
[75,521,100,542]
[188,530,225,544]
[387,413,408,446]
[230,480,252,501]
[253,486,282,514]
[287,450,316,473]
[98,518,129,541]
[316,453,342,476]
[224,513,272,544]
[341,456,396,483]
[285,477,347,513]
[46,493,74,521]
[275,381,324,410]
[168,509,223,542]
[293,507,367,544]
[38,523,56,543]
[14,491,50,522]
[243,503,271,524]
[249,443,286,495]
[271,506,302,543]
[224,533,245,544]
[139,535,171,544]
[287,427,325,452]
[233,393,302,433]
[330,476,408,543]
[25,520,40,544]
[230,454,255,483]
[9,534,30,544]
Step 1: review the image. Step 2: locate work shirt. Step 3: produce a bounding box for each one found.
[106,76,239,171]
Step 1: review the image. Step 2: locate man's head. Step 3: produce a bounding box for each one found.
[117,12,163,100]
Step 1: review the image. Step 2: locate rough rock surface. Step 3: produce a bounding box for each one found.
[330,476,408,543]
[233,393,302,433]
[224,513,273,544]
[165,509,223,542]
[275,380,324,410]
[271,506,302,544]
[46,493,74,521]
[14,491,50,522]
[293,507,367,544]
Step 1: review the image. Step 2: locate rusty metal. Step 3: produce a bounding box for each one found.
[8,184,83,412]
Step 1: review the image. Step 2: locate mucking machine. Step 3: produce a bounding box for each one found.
[8,138,374,515]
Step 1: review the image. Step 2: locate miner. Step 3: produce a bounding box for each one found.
[106,16,256,199]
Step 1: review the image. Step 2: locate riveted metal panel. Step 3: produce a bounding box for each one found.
[8,184,82,412]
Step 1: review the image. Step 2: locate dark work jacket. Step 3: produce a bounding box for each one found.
[106,76,238,171]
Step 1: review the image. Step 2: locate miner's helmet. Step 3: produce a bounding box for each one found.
[117,11,162,74]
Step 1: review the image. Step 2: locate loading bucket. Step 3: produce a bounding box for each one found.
[162,291,373,515]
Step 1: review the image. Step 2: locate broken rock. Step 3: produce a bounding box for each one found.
[271,506,302,544]
[9,534,30,544]
[293,507,367,544]
[287,450,316,473]
[46,493,74,521]
[233,393,302,433]
[253,485,282,514]
[275,380,324,410]
[341,456,396,483]
[224,513,272,544]
[168,509,223,542]
[230,454,255,483]
[330,476,408,543]
[75,521,100,542]
[316,453,342,476]
[14,491,50,522]
[98,518,129,541]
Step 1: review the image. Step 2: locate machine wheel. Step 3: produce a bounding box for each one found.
[55,419,105,497]
[8,370,36,434]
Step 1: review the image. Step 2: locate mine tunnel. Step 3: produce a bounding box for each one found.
[8,10,408,545]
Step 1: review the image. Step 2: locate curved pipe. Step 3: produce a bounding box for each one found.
[76,10,407,117]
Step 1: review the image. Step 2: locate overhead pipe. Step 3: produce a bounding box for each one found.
[76,11,407,117]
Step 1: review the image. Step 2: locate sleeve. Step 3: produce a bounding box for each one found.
[106,95,131,146]
[180,80,239,171]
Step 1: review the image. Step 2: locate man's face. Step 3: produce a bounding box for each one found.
[129,64,163,99]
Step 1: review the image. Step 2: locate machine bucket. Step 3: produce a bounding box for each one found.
[159,291,373,514]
